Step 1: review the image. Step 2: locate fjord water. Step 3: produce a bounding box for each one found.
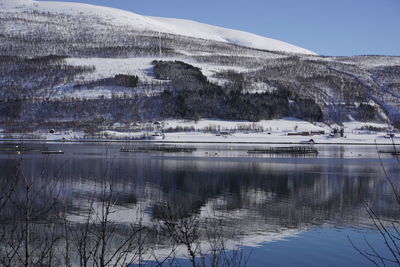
[1,143,399,266]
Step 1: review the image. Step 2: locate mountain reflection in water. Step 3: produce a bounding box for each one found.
[0,143,399,266]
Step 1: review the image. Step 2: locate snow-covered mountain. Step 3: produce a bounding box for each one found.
[1,0,400,131]
[0,0,315,55]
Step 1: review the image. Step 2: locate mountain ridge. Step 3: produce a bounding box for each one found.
[0,0,316,55]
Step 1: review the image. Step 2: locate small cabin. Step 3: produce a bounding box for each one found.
[311,131,325,135]
[385,133,395,138]
[288,132,302,136]
[288,131,312,136]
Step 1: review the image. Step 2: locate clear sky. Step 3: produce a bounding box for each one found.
[39,0,400,56]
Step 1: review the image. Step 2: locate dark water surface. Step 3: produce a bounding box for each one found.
[1,143,399,266]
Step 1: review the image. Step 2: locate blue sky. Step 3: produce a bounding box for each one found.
[40,0,400,56]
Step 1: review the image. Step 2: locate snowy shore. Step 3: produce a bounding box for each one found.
[0,118,398,145]
[0,133,398,145]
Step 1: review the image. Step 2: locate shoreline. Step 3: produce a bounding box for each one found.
[0,138,399,146]
[1,118,398,146]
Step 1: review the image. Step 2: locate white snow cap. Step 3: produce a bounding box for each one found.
[151,16,317,55]
[1,0,317,55]
[0,0,33,8]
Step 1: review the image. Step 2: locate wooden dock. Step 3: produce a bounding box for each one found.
[378,150,400,156]
[41,150,64,155]
[247,146,319,155]
[120,146,197,153]
[0,144,47,152]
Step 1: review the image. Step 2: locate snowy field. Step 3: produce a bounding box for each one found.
[55,57,267,99]
[3,131,398,145]
[1,118,398,145]
[65,57,259,83]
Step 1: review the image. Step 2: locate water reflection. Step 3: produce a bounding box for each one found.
[1,144,399,224]
[0,143,399,265]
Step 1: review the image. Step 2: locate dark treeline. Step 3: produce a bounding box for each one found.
[0,55,94,99]
[1,60,387,127]
[73,74,140,89]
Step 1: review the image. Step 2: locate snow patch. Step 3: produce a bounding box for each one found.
[65,57,260,85]
[0,0,33,8]
[151,16,317,55]
[163,118,328,133]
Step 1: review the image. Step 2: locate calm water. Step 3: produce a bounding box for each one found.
[1,142,399,266]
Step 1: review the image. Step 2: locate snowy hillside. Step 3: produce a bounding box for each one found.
[1,0,400,135]
[0,0,316,55]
